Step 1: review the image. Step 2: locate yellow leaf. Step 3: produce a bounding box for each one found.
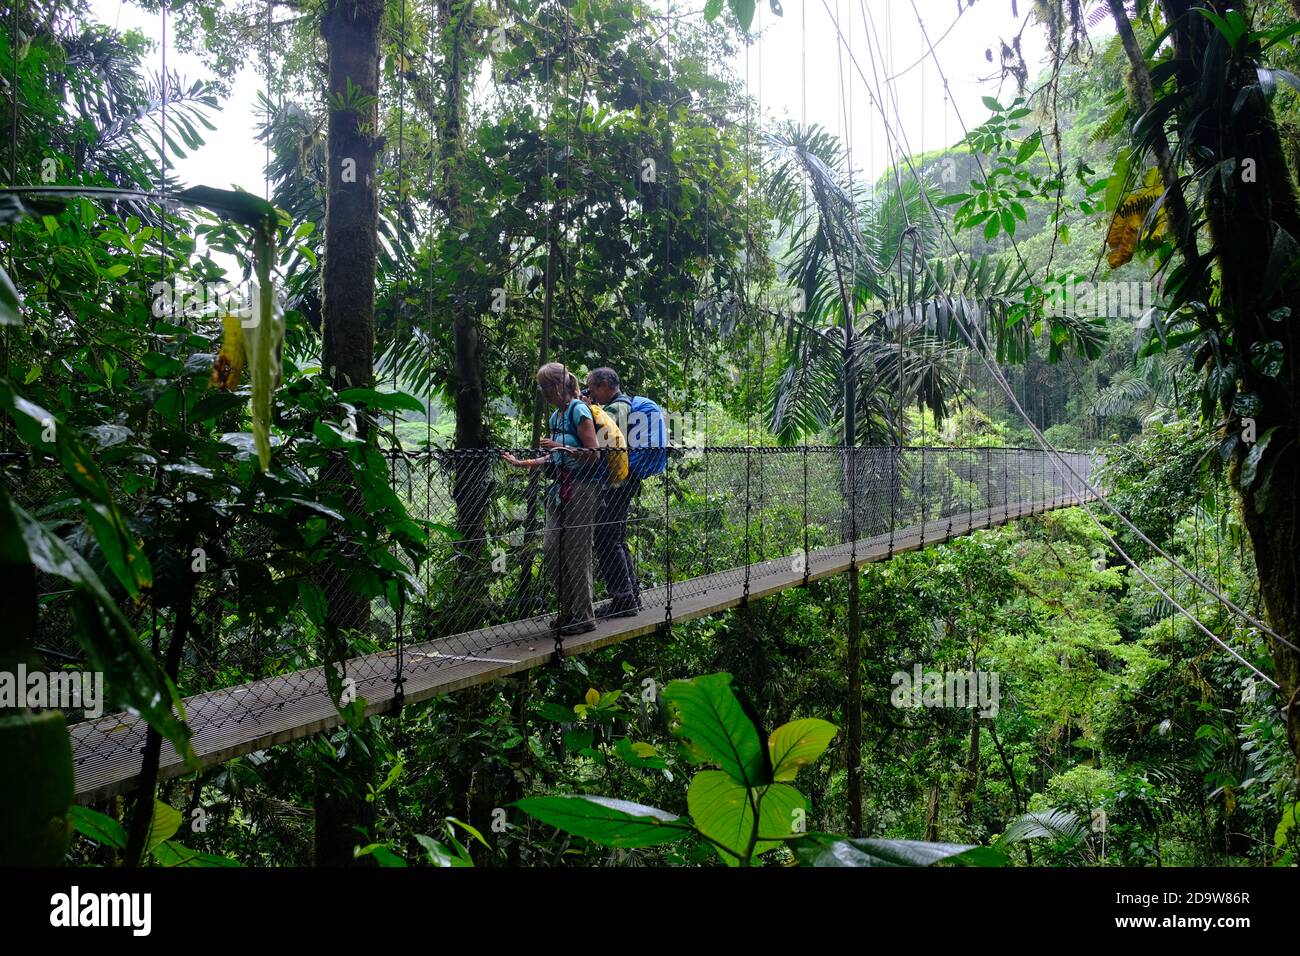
[1106,215,1140,269]
[630,742,658,758]
[1106,181,1166,270]
[584,687,600,707]
[210,314,245,391]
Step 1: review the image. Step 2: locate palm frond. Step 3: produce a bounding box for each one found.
[996,808,1089,847]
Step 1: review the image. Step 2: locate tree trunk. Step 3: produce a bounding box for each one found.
[1109,0,1300,774]
[321,0,381,399]
[433,0,493,572]
[988,723,1031,864]
[315,0,384,866]
[320,0,381,638]
[1163,0,1300,771]
[954,708,981,824]
[924,783,941,842]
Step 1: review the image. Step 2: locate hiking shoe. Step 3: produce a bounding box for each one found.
[559,620,597,636]
[605,597,642,619]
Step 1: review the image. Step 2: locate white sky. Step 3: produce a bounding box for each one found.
[89,0,1068,198]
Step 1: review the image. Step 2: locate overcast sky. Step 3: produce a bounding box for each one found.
[88,0,1072,197]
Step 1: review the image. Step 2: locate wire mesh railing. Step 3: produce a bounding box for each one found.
[52,445,1094,795]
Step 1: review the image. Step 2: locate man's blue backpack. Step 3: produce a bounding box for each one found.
[610,394,668,479]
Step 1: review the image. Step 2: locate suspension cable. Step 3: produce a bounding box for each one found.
[824,0,1295,659]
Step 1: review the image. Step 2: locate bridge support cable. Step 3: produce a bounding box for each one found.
[831,0,1294,657]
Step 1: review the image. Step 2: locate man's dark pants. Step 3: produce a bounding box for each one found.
[595,476,641,608]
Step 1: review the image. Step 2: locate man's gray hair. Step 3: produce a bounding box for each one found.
[589,367,620,389]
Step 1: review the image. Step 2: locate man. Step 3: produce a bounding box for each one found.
[585,367,642,617]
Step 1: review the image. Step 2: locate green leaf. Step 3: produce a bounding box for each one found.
[299,580,328,626]
[1014,130,1042,165]
[769,718,837,781]
[414,834,473,867]
[81,501,150,597]
[687,770,806,866]
[354,843,407,866]
[730,0,757,30]
[792,835,1005,867]
[152,841,241,867]
[703,0,724,19]
[176,185,277,231]
[982,96,1004,113]
[1250,340,1284,378]
[513,795,692,848]
[71,805,127,849]
[146,799,183,853]
[996,808,1088,847]
[6,499,192,765]
[662,673,768,787]
[1241,427,1275,489]
[614,736,669,770]
[534,701,578,723]
[337,387,426,414]
[1194,7,1245,47]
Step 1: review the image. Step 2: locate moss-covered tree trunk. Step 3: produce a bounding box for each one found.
[1105,0,1300,776]
[1163,0,1300,772]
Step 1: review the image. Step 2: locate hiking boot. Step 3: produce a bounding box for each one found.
[605,596,642,619]
[559,620,597,636]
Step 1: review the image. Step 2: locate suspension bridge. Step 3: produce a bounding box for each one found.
[65,444,1095,802]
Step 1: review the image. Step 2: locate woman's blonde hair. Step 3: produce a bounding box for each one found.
[536,361,579,399]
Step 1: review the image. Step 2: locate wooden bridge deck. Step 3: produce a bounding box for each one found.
[68,492,1092,802]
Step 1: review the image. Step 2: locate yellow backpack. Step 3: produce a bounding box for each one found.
[588,403,629,485]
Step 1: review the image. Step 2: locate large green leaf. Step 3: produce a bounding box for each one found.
[513,795,693,848]
[729,0,757,31]
[175,185,277,230]
[768,718,837,781]
[71,805,128,850]
[792,835,1006,867]
[0,186,275,230]
[3,388,153,593]
[662,673,769,787]
[1240,428,1275,491]
[151,840,242,867]
[687,770,806,866]
[8,499,193,765]
[338,387,426,414]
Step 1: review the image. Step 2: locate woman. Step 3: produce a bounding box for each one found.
[502,362,602,636]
